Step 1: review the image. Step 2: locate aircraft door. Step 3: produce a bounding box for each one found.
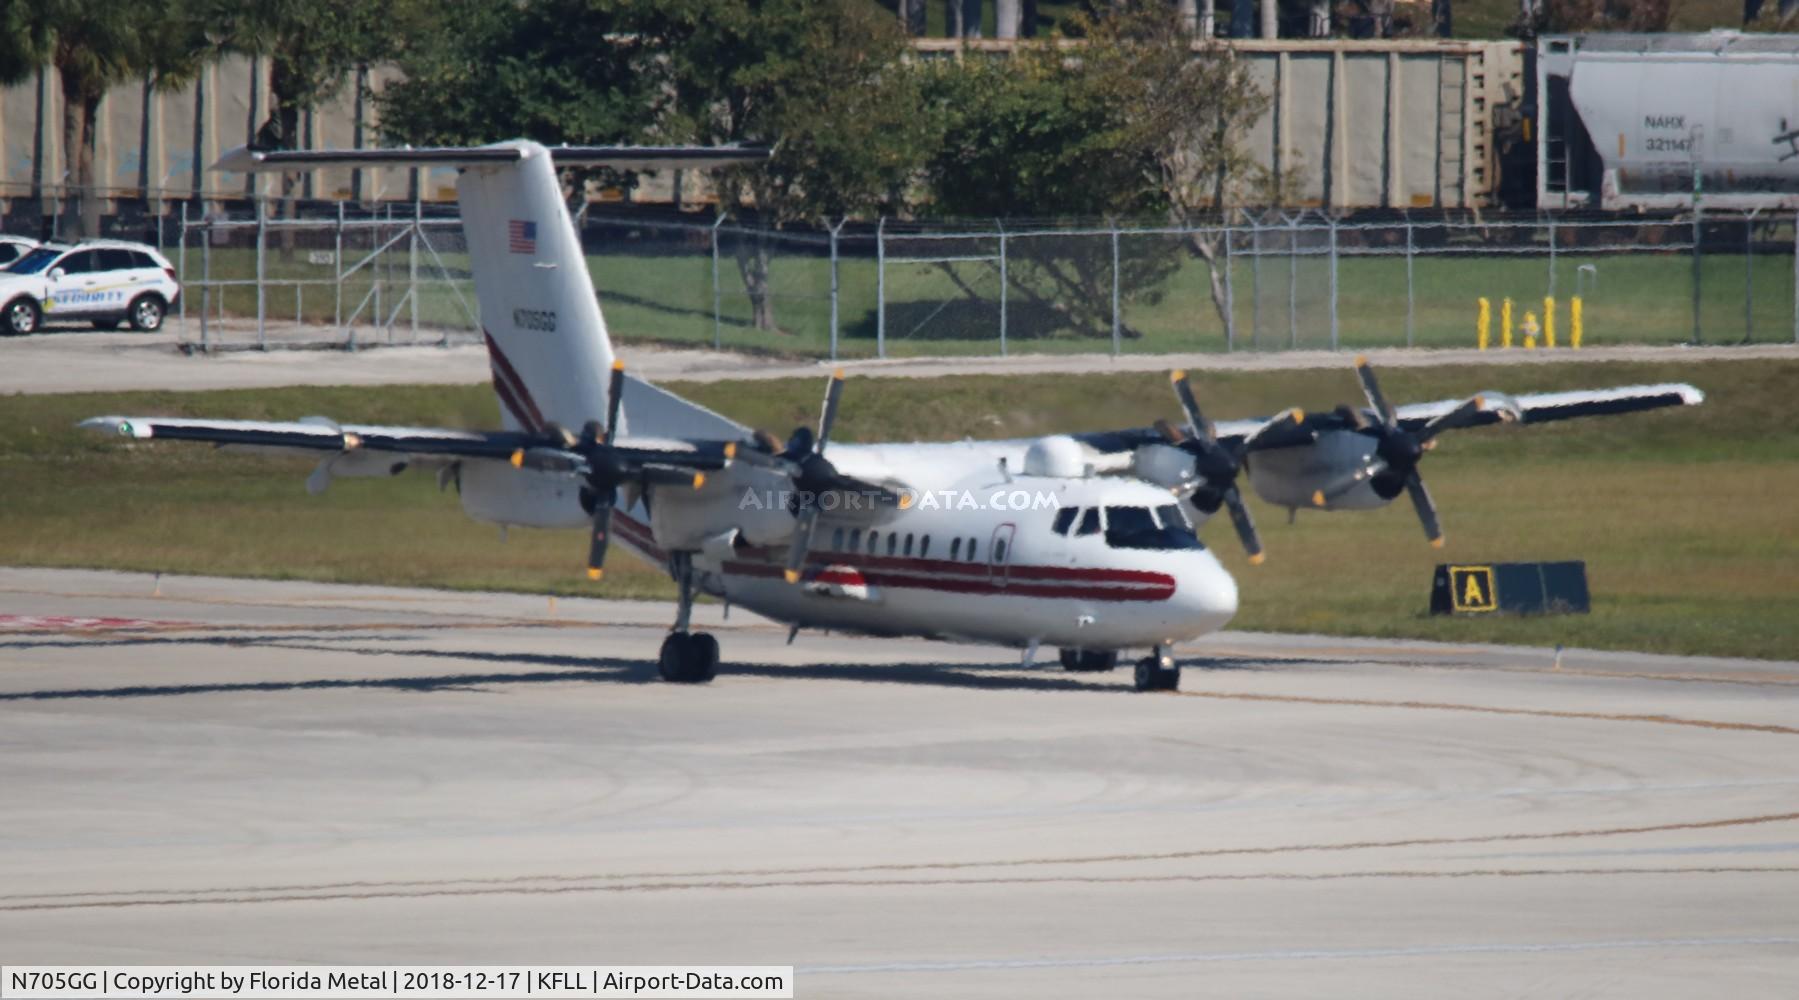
[988,522,1016,588]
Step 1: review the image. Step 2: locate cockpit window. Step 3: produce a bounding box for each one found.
[1075,508,1101,536]
[1105,505,1205,551]
[1156,504,1189,530]
[1051,507,1077,535]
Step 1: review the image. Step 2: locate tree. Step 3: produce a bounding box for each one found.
[1080,4,1275,332]
[0,0,186,237]
[663,0,931,332]
[378,0,657,150]
[922,3,1274,338]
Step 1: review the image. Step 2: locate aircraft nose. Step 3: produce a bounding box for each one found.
[1181,553,1238,634]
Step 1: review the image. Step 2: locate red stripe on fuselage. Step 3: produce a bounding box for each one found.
[607,510,1173,603]
[483,330,548,432]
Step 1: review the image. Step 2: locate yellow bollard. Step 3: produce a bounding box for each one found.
[1477,297,1490,351]
[1520,311,1539,349]
[1501,297,1514,348]
[1543,296,1556,349]
[1571,295,1583,349]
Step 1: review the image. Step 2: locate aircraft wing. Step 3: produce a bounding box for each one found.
[1070,382,1704,456]
[79,415,741,473]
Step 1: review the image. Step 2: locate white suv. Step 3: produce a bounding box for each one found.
[0,240,181,335]
[0,236,39,270]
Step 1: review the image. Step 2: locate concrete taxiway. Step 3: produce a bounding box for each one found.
[4,321,1795,395]
[2,567,1796,997]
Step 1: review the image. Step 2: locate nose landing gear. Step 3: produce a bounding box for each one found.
[658,552,718,684]
[1133,646,1181,692]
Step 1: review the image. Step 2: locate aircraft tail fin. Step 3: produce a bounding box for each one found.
[216,142,766,437]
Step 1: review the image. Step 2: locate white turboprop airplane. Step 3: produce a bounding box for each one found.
[82,141,1704,692]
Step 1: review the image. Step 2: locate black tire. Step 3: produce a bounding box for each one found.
[1061,648,1118,672]
[4,297,40,336]
[1133,656,1180,692]
[689,632,719,682]
[658,632,718,684]
[127,294,165,332]
[92,319,120,331]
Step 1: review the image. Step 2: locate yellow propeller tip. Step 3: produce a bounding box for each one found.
[586,567,603,580]
[1293,408,1305,423]
[1430,536,1446,549]
[1170,369,1185,382]
[1248,552,1266,566]
[1312,490,1326,507]
[832,368,845,380]
[723,441,737,460]
[1355,354,1369,366]
[509,449,524,469]
[1473,395,1485,407]
[783,568,801,584]
[692,472,705,489]
[612,359,625,371]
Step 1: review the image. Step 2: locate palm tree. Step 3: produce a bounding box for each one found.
[0,0,187,238]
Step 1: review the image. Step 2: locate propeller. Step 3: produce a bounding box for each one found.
[580,361,631,579]
[1161,370,1305,565]
[1308,357,1502,547]
[506,360,710,581]
[772,371,901,585]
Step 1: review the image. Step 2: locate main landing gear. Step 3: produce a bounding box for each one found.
[1132,646,1181,692]
[658,552,718,684]
[1059,648,1119,673]
[1060,646,1179,691]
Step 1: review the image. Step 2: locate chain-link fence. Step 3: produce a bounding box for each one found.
[172,205,1799,356]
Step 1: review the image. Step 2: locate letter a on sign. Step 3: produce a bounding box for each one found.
[1450,566,1497,613]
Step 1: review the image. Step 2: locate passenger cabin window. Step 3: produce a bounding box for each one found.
[994,537,1007,563]
[1076,508,1101,536]
[920,535,931,558]
[950,537,961,559]
[1104,505,1204,551]
[966,537,979,561]
[848,528,862,551]
[903,533,914,557]
[886,532,898,557]
[832,527,844,550]
[1051,508,1077,535]
[867,530,879,555]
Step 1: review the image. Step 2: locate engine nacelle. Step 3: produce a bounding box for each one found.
[458,461,588,528]
[1246,429,1392,511]
[1130,442,1197,491]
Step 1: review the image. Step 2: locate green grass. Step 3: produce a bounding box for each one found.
[2,359,1794,660]
[174,238,1797,359]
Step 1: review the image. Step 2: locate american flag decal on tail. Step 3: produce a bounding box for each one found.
[507,219,537,254]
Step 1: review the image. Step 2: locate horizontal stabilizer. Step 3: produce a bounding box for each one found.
[212,142,770,174]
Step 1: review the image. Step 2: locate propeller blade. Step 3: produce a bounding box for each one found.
[783,505,820,584]
[816,369,846,455]
[1404,473,1445,548]
[1153,418,1186,445]
[585,499,615,580]
[1170,370,1213,440]
[1354,356,1397,426]
[1221,487,1265,565]
[1237,406,1307,456]
[1417,395,1486,444]
[603,360,627,446]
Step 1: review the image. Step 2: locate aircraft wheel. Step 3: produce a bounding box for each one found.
[658,632,718,684]
[1061,649,1118,672]
[1133,655,1180,692]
